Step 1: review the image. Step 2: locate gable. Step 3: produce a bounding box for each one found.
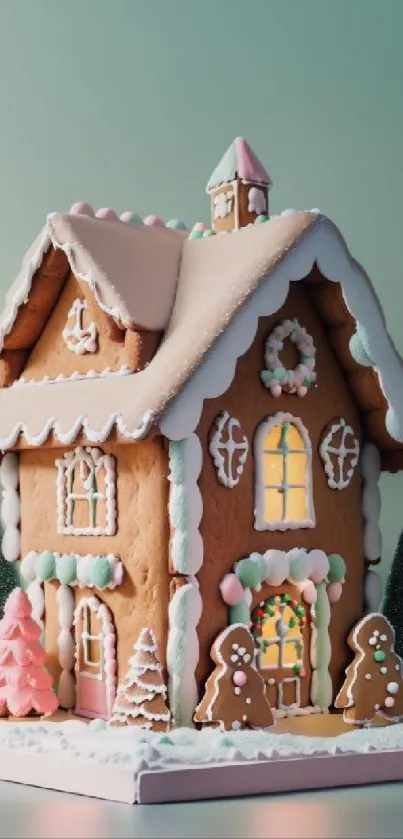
[20,274,129,385]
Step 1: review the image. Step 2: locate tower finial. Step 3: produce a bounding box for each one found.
[206,138,272,233]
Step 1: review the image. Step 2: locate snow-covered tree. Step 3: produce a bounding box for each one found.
[110,628,170,732]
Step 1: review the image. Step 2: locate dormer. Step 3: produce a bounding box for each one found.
[206,137,273,234]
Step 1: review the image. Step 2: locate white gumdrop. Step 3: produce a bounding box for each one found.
[360,443,381,481]
[2,525,21,562]
[56,584,75,628]
[364,522,382,563]
[0,453,19,490]
[1,488,21,527]
[57,629,75,671]
[58,670,76,709]
[362,483,381,521]
[364,569,383,613]
[20,551,39,582]
[27,579,45,626]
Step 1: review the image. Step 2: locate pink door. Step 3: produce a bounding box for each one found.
[74,597,116,720]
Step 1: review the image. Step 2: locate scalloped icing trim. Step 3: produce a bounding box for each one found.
[160,220,403,443]
[0,410,156,450]
[11,365,134,389]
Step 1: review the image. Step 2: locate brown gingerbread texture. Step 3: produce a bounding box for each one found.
[334,613,403,725]
[194,624,274,732]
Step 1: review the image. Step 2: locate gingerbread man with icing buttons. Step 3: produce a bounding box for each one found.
[335,613,403,726]
[194,624,274,731]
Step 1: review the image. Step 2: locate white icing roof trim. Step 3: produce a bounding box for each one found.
[161,220,403,442]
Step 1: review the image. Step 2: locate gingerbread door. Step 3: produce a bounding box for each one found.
[74,596,116,720]
[251,588,311,712]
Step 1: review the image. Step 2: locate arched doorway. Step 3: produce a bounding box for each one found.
[74,595,116,720]
[251,583,312,712]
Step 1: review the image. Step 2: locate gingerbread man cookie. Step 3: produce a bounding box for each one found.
[194,624,274,731]
[335,613,403,726]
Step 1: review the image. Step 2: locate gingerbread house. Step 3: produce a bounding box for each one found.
[0,137,402,728]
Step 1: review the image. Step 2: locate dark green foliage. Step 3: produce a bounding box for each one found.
[0,524,20,618]
[383,529,403,659]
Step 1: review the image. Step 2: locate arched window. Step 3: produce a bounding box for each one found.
[254,413,315,531]
[56,446,116,536]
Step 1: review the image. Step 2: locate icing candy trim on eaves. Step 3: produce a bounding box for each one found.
[160,219,403,442]
[0,410,155,450]
[11,365,134,389]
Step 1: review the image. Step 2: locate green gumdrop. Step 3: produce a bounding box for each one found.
[56,554,77,586]
[260,370,273,384]
[228,600,250,626]
[203,229,215,237]
[91,556,111,590]
[189,230,204,239]
[35,551,55,582]
[157,734,174,745]
[255,214,269,223]
[236,558,261,589]
[373,650,386,663]
[327,554,346,583]
[273,367,286,380]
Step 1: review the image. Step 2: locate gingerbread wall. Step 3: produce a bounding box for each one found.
[19,439,170,687]
[21,273,128,382]
[195,280,365,696]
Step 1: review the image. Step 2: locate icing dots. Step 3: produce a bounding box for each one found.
[209,411,249,489]
[319,418,360,491]
[387,682,399,695]
[260,319,316,397]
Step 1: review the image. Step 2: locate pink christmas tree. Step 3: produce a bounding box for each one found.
[0,588,58,718]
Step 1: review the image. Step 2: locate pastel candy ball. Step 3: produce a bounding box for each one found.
[96,207,118,220]
[144,215,165,227]
[309,550,330,583]
[271,383,282,397]
[69,202,94,216]
[302,583,317,605]
[220,573,244,606]
[327,554,346,583]
[374,649,386,663]
[236,558,261,590]
[120,211,143,225]
[385,697,395,708]
[232,670,248,687]
[264,550,288,586]
[327,582,343,604]
[387,682,399,695]
[289,550,312,583]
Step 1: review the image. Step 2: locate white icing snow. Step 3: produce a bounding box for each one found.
[0,453,20,563]
[1,720,403,774]
[360,443,382,564]
[167,579,202,727]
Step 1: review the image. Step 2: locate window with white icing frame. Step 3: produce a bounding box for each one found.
[82,603,104,672]
[213,189,235,220]
[56,446,117,536]
[319,418,360,490]
[254,413,315,531]
[259,599,304,670]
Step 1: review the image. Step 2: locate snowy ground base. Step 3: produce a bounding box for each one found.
[1,720,403,804]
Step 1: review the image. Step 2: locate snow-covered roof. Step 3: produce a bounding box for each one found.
[206,137,273,192]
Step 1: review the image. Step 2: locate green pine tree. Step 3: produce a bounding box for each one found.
[0,524,20,618]
[383,529,403,659]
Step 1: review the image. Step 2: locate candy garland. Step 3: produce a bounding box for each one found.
[251,593,307,678]
[220,549,346,623]
[260,319,317,397]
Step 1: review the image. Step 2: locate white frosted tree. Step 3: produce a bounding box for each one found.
[110,628,170,732]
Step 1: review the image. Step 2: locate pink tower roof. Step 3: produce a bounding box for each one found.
[206,137,273,192]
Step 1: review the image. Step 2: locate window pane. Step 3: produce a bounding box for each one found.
[262,452,283,485]
[263,425,283,451]
[264,487,283,522]
[287,487,308,521]
[287,452,307,485]
[287,424,305,451]
[260,642,280,668]
[283,639,303,667]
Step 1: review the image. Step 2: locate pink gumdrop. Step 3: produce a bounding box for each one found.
[309,550,329,584]
[69,202,94,216]
[385,697,395,708]
[297,386,308,397]
[232,670,248,687]
[96,207,118,220]
[327,582,343,604]
[192,222,209,232]
[143,214,165,227]
[302,583,317,605]
[219,573,244,606]
[271,383,282,398]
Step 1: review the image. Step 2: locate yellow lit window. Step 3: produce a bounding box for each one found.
[254,413,315,531]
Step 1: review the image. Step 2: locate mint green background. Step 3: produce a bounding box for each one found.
[0,0,402,588]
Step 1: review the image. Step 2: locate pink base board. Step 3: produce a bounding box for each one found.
[1,748,403,805]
